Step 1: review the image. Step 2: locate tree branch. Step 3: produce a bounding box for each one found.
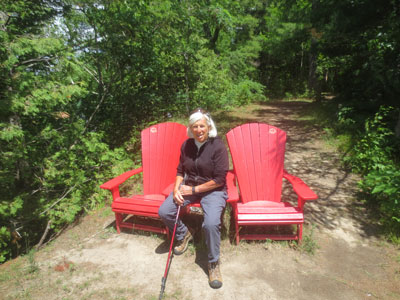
[35,220,52,250]
[39,182,80,216]
[69,83,110,150]
[15,56,55,68]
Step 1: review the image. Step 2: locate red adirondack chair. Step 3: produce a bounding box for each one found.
[226,123,318,244]
[100,122,188,236]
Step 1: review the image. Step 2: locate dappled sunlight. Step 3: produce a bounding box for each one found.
[226,100,381,241]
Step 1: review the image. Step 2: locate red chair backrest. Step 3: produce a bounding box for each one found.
[226,123,286,204]
[141,122,187,195]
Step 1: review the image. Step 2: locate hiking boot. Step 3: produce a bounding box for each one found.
[208,260,222,289]
[173,229,193,255]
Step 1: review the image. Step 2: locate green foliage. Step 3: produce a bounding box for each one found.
[350,107,400,236]
[191,49,265,109]
[345,106,399,174]
[0,0,134,262]
[310,0,399,106]
[231,79,266,105]
[40,131,132,228]
[1,0,268,263]
[258,2,311,97]
[0,227,11,263]
[283,0,400,240]
[342,106,400,238]
[1,0,399,262]
[361,165,400,231]
[191,49,233,109]
[360,164,400,242]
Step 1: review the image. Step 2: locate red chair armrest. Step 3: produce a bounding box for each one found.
[226,170,239,203]
[283,169,318,201]
[100,167,143,190]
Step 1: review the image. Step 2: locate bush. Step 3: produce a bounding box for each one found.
[346,106,400,239]
[360,165,400,237]
[191,49,265,110]
[345,106,399,174]
[0,227,11,263]
[0,128,132,263]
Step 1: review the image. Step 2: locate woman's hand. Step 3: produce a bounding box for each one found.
[173,180,222,206]
[179,184,194,196]
[173,188,184,206]
[173,184,193,206]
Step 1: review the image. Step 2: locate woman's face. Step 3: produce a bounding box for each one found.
[190,117,210,143]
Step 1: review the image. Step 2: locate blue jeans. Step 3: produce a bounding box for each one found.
[158,190,227,263]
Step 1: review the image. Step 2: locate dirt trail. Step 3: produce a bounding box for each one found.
[1,100,399,300]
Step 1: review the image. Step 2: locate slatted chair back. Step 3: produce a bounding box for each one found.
[141,122,187,195]
[226,123,287,204]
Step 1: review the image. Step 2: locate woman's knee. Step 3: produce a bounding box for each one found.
[202,217,220,232]
[158,205,165,219]
[158,196,172,219]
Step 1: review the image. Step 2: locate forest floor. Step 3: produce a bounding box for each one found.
[1,99,400,300]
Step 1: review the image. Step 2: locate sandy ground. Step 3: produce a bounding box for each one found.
[1,100,399,300]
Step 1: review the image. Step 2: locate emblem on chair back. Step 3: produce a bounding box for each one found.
[226,123,286,204]
[141,122,187,195]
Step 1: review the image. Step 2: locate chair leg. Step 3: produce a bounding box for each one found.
[115,212,122,234]
[298,224,303,244]
[232,205,240,245]
[235,218,240,245]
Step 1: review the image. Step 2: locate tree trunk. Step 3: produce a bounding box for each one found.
[308,36,321,102]
[309,0,322,102]
[395,111,400,138]
[183,53,191,115]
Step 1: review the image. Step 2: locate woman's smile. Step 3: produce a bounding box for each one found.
[191,118,210,143]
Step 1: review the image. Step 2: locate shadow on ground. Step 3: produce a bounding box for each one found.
[110,99,383,247]
[226,100,383,241]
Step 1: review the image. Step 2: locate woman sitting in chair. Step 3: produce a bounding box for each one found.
[158,108,229,289]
